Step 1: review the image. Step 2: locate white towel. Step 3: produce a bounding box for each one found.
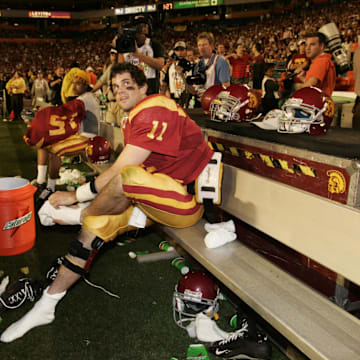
[204,229,237,249]
[38,200,91,226]
[204,220,236,233]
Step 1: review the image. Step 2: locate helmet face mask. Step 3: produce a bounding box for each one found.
[173,271,219,329]
[210,91,245,122]
[280,87,334,135]
[203,84,259,122]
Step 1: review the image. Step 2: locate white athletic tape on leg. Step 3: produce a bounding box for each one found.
[76,182,97,203]
[128,206,147,228]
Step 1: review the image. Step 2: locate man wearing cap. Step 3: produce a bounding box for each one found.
[295,32,336,96]
[287,39,309,91]
[25,69,100,198]
[86,66,97,87]
[92,47,118,94]
[161,41,191,107]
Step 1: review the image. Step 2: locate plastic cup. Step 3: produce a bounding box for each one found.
[186,344,210,360]
[171,257,189,275]
[128,250,149,259]
[159,240,174,251]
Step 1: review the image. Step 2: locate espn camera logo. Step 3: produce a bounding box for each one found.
[2,211,32,231]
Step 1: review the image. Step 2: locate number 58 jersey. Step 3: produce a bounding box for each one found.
[24,99,85,148]
[124,95,213,185]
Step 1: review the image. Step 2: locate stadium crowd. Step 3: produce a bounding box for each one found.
[0,0,358,106]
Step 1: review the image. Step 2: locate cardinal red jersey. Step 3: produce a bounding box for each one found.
[24,99,85,148]
[124,94,213,184]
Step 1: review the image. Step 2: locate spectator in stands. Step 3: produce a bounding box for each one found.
[217,43,227,57]
[261,63,280,114]
[352,47,360,129]
[227,43,251,84]
[5,71,26,122]
[0,62,217,344]
[287,39,309,91]
[31,70,50,108]
[109,47,118,66]
[86,66,97,88]
[184,32,230,107]
[161,41,191,107]
[92,47,118,94]
[295,32,336,96]
[28,70,100,197]
[349,35,358,62]
[186,48,197,65]
[251,42,265,90]
[0,72,7,117]
[49,66,64,106]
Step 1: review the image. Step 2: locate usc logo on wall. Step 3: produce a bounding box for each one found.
[327,170,346,194]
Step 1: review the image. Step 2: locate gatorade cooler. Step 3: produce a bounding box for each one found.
[0,177,37,256]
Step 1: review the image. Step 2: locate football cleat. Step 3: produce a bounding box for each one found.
[0,278,43,314]
[208,317,272,359]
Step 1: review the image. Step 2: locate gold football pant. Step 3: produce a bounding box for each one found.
[47,134,88,157]
[83,165,204,242]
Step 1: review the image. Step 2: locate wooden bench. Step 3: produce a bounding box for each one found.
[161,162,360,360]
[162,219,360,360]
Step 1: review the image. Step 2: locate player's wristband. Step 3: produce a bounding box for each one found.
[76,180,97,203]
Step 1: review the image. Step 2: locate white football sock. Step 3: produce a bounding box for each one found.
[195,313,229,342]
[204,220,235,233]
[0,287,66,343]
[204,229,237,249]
[46,178,57,192]
[37,165,48,184]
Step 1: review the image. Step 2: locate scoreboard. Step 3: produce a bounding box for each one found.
[115,5,157,15]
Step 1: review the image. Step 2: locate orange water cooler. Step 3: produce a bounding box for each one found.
[0,177,37,256]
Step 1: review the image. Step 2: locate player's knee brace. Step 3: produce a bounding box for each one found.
[62,237,105,277]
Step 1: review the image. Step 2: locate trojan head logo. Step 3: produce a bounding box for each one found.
[324,98,335,118]
[249,92,258,109]
[327,170,346,194]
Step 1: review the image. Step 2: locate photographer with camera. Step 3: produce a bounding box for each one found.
[183,32,230,108]
[295,32,336,96]
[92,47,118,94]
[116,15,164,95]
[161,41,193,108]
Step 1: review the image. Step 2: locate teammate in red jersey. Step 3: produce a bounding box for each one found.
[1,63,218,343]
[26,69,100,199]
